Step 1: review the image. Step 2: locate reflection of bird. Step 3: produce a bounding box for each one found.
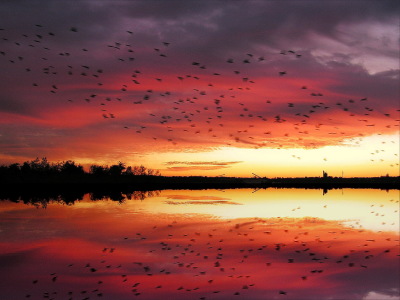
[20,197,399,300]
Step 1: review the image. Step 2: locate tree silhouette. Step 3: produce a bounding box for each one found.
[60,160,85,175]
[109,162,126,176]
[0,158,161,182]
[89,164,109,176]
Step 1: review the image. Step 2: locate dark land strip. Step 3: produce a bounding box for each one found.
[0,175,398,206]
[1,174,399,189]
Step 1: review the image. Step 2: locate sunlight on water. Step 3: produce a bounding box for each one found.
[151,189,400,232]
[0,188,399,300]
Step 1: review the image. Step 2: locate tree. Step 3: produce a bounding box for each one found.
[109,162,126,176]
[90,164,109,176]
[60,160,84,175]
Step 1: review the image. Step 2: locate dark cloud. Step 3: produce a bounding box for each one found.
[0,0,398,173]
[116,0,400,59]
[2,0,398,57]
[115,0,223,20]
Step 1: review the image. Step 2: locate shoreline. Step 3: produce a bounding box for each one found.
[1,176,398,205]
[2,175,399,190]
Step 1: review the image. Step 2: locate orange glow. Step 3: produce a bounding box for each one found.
[0,188,399,299]
[0,2,399,178]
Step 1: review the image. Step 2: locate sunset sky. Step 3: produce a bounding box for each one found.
[0,0,399,177]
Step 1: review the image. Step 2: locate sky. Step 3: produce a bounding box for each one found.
[0,0,399,177]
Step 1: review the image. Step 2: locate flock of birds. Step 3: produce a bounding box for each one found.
[19,193,399,300]
[1,23,399,300]
[0,24,398,167]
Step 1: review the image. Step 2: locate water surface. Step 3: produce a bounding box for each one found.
[0,188,399,300]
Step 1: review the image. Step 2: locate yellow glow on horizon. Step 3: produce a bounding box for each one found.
[9,133,395,178]
[145,133,399,177]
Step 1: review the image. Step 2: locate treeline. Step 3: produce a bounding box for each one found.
[0,157,161,183]
[0,158,398,190]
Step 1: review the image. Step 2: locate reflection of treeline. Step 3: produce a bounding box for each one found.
[0,188,160,208]
[257,176,400,190]
[0,157,161,183]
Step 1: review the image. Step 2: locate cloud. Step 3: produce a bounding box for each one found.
[0,0,398,174]
[165,166,233,172]
[363,291,400,300]
[165,161,242,166]
[164,161,243,171]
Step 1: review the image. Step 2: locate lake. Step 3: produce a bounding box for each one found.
[0,188,399,300]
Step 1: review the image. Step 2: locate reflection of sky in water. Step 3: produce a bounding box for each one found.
[138,188,399,232]
[0,188,399,300]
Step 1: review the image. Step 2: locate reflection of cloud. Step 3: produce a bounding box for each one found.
[165,200,242,205]
[2,201,399,300]
[165,195,231,200]
[0,248,41,269]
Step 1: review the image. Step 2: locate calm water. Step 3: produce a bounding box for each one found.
[0,188,399,300]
